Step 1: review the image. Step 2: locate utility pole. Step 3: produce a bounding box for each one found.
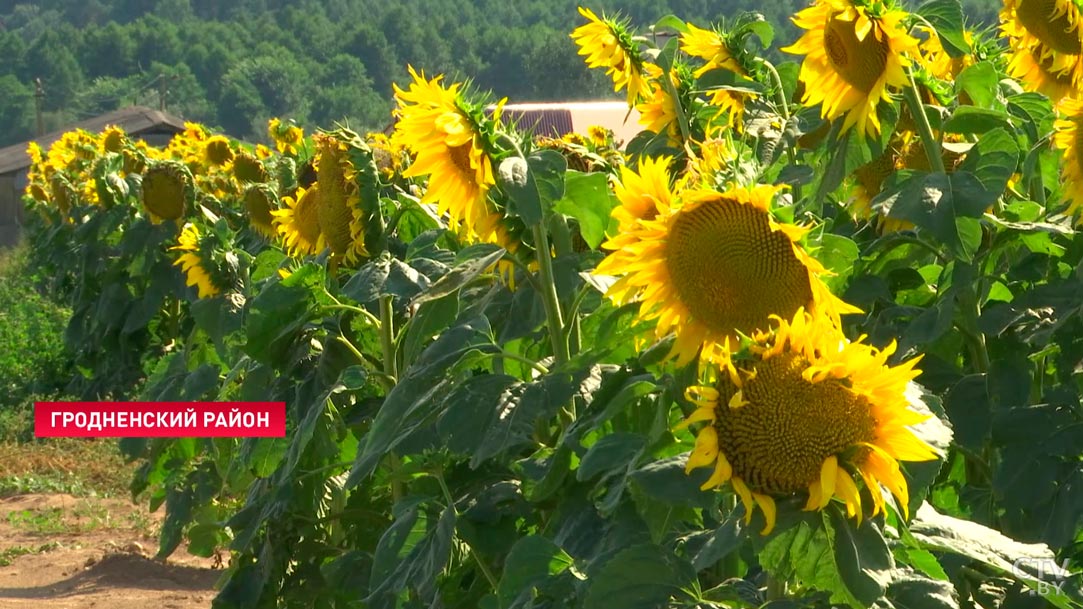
[33,78,44,136]
[157,73,173,111]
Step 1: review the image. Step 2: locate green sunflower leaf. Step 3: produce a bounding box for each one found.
[499,150,567,226]
[916,0,968,57]
[582,544,697,609]
[910,503,1083,608]
[876,569,959,609]
[497,535,576,609]
[554,171,618,249]
[826,509,894,607]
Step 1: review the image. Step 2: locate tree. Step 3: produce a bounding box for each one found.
[81,22,138,79]
[22,30,84,112]
[217,47,312,137]
[0,76,36,143]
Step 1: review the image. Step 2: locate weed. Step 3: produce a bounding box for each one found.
[7,508,68,535]
[0,542,61,566]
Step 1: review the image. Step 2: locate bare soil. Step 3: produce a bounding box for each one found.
[0,492,219,609]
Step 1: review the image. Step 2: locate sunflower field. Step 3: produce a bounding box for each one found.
[17,0,1083,607]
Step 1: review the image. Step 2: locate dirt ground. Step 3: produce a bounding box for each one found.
[0,464,220,609]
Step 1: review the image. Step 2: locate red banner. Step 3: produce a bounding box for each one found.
[34,402,286,438]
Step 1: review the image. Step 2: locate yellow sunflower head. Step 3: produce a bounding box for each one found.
[1053,96,1083,221]
[100,126,127,154]
[269,118,304,155]
[610,155,682,234]
[244,184,278,239]
[681,309,939,534]
[1001,0,1083,101]
[183,122,209,143]
[596,183,860,364]
[204,135,235,167]
[587,125,612,148]
[782,0,920,137]
[141,162,191,222]
[571,6,657,105]
[393,65,502,244]
[367,132,405,179]
[1005,38,1081,102]
[636,68,686,145]
[688,136,738,186]
[315,134,368,262]
[233,151,270,183]
[850,145,914,234]
[273,184,322,257]
[171,223,222,299]
[916,26,975,80]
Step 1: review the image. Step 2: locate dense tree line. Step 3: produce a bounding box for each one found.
[0,0,998,147]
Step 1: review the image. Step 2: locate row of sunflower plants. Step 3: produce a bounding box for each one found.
[19,0,1083,607]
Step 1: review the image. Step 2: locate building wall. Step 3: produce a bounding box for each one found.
[0,174,20,247]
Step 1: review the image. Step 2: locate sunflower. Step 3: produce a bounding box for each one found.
[315,134,368,262]
[596,183,859,364]
[917,26,975,80]
[141,162,191,222]
[244,185,278,238]
[274,184,322,257]
[782,0,920,137]
[100,126,127,154]
[1006,39,1081,101]
[367,132,405,179]
[1001,0,1083,100]
[681,22,756,127]
[681,309,938,534]
[393,65,501,243]
[204,135,235,167]
[1053,97,1083,220]
[851,130,968,233]
[269,118,304,156]
[688,136,738,187]
[609,156,682,236]
[587,125,612,148]
[637,68,689,145]
[233,151,269,183]
[172,223,220,299]
[571,6,657,105]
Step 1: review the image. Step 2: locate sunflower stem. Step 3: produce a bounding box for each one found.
[321,300,382,328]
[659,68,692,145]
[755,57,801,200]
[902,67,946,174]
[434,468,499,590]
[957,284,990,374]
[754,57,790,121]
[491,347,550,377]
[548,213,574,259]
[532,222,570,367]
[766,574,787,601]
[379,295,398,382]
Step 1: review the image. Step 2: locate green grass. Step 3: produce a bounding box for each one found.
[0,542,60,567]
[0,246,72,419]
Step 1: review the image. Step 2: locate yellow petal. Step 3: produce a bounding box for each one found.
[732,477,755,524]
[836,468,863,525]
[805,481,822,511]
[685,426,719,473]
[818,456,838,509]
[676,406,717,430]
[754,493,777,535]
[700,452,733,490]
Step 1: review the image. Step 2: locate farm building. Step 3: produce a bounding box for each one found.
[0,106,186,247]
[495,101,642,146]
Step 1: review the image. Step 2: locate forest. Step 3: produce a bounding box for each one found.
[0,0,998,147]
